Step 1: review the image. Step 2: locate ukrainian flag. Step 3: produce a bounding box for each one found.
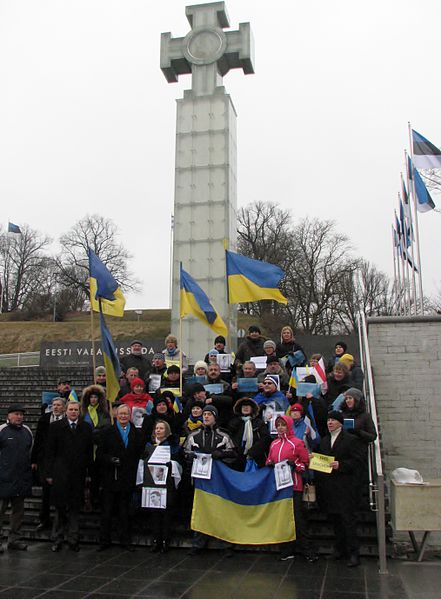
[88,248,125,317]
[191,461,295,545]
[180,265,228,337]
[226,250,287,304]
[99,312,121,403]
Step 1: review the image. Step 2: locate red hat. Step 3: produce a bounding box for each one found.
[130,377,145,390]
[290,403,304,414]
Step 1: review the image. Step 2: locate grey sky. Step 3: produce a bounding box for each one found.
[1,0,439,309]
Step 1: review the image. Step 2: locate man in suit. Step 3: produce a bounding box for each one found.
[315,410,363,567]
[31,397,66,531]
[45,401,93,552]
[96,404,144,551]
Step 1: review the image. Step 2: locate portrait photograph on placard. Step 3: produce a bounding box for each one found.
[191,453,213,479]
[142,487,167,509]
[275,461,293,490]
[148,464,168,485]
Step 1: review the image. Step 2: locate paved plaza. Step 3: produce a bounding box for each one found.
[0,543,439,598]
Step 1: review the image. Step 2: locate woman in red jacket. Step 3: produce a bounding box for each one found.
[267,415,318,562]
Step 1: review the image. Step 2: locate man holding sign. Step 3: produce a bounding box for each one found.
[314,411,363,568]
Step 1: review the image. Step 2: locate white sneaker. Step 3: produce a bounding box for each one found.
[279,554,295,561]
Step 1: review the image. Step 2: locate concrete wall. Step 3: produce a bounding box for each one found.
[368,315,441,480]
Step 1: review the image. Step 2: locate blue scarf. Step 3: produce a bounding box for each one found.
[116,421,131,448]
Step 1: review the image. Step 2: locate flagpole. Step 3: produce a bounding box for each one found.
[90,280,97,384]
[401,175,418,315]
[399,191,417,315]
[391,226,399,314]
[407,125,425,313]
[179,261,183,397]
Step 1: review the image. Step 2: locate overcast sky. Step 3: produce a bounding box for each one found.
[1,0,440,309]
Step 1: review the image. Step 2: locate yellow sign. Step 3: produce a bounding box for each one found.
[309,452,334,474]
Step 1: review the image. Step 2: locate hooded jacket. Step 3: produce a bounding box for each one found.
[266,415,309,492]
[340,396,377,448]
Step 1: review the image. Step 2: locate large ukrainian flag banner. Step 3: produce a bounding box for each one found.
[180,265,228,337]
[88,248,125,317]
[191,461,295,545]
[226,250,287,305]
[99,312,121,403]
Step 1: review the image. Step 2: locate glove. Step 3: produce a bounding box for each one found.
[110,457,121,466]
[266,461,275,468]
[211,449,223,460]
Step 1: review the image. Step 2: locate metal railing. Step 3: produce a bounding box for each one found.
[357,311,388,574]
[0,352,40,368]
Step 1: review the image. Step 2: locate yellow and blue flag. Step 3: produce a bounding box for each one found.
[191,461,295,545]
[68,388,79,402]
[99,312,121,403]
[226,250,287,305]
[88,248,125,317]
[180,265,228,337]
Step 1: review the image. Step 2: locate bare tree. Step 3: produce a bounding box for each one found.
[56,214,140,303]
[0,226,52,312]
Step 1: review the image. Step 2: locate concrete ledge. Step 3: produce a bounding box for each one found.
[367,315,441,324]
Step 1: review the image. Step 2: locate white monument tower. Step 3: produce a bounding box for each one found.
[161,1,254,364]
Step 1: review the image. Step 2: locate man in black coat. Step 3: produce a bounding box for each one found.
[0,405,33,552]
[31,397,66,531]
[315,411,363,567]
[120,340,152,382]
[96,404,144,551]
[45,401,93,552]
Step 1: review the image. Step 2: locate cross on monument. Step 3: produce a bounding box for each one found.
[161,2,254,95]
[160,2,254,363]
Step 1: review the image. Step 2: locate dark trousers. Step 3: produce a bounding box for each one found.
[330,511,359,557]
[53,504,80,545]
[151,509,172,544]
[100,489,131,545]
[280,491,312,557]
[0,497,25,543]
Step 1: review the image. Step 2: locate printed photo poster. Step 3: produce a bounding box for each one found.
[191,453,213,480]
[217,353,232,372]
[142,487,167,509]
[274,460,293,490]
[148,374,162,393]
[148,464,168,485]
[268,410,285,434]
[131,407,146,428]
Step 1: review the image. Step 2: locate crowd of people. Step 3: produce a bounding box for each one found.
[0,325,377,567]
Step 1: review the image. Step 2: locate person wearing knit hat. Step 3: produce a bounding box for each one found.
[338,355,364,392]
[193,361,208,377]
[120,340,152,382]
[289,403,319,450]
[235,325,265,370]
[257,355,290,392]
[227,398,271,470]
[120,377,154,423]
[149,354,168,391]
[184,401,236,554]
[182,400,205,437]
[263,340,277,358]
[203,335,228,366]
[253,375,290,429]
[160,365,181,391]
[326,341,348,374]
[315,409,364,568]
[142,391,183,440]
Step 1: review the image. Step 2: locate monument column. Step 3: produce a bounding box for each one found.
[161,2,254,363]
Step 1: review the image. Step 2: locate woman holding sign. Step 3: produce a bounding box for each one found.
[266,415,317,562]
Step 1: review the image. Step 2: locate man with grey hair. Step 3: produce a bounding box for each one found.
[0,405,33,553]
[31,397,66,531]
[46,401,93,552]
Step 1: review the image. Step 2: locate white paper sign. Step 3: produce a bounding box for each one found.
[136,460,144,485]
[251,355,267,370]
[275,460,293,490]
[148,446,171,465]
[142,487,167,509]
[191,453,213,479]
[217,353,232,372]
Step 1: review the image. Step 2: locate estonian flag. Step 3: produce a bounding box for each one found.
[226,250,287,305]
[180,265,228,337]
[8,222,21,234]
[88,248,125,317]
[99,312,121,403]
[412,129,441,170]
[191,460,295,545]
[409,158,436,213]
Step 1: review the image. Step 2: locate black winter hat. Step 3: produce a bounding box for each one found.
[7,404,25,414]
[248,325,261,334]
[327,410,344,425]
[214,336,226,345]
[335,341,347,352]
[202,405,218,419]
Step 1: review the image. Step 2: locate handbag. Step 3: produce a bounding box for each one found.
[302,482,316,506]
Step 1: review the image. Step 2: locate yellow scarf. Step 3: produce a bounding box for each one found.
[88,404,99,427]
